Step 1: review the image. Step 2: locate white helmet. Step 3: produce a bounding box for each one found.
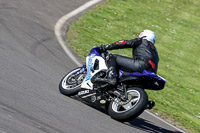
[139,30,156,44]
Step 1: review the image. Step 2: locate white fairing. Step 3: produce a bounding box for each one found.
[81,54,108,90]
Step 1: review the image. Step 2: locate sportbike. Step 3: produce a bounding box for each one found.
[59,47,166,121]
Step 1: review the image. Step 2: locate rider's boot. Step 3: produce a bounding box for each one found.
[92,67,117,87]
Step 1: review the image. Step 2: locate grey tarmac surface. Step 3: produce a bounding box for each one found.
[0,0,185,133]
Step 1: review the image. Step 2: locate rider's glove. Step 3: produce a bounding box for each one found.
[99,44,107,52]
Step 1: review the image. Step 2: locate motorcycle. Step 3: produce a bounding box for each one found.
[59,47,166,121]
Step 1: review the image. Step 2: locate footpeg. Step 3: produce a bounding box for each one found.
[146,101,155,110]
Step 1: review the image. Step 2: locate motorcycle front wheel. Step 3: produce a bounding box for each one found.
[59,67,86,96]
[108,87,148,122]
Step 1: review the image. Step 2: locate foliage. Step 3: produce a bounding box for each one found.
[67,0,200,132]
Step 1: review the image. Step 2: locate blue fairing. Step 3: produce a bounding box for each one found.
[123,70,166,90]
[119,70,123,78]
[127,70,163,78]
[73,65,86,74]
[88,47,101,56]
[84,47,101,82]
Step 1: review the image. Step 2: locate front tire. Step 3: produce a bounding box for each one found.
[59,67,86,96]
[108,87,148,122]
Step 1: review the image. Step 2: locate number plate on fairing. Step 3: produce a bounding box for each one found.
[81,55,108,90]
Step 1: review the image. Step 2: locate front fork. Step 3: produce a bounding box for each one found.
[71,65,87,84]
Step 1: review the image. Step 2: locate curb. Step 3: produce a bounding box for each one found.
[55,0,103,67]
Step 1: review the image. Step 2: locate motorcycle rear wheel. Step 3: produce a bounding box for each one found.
[108,87,148,122]
[59,67,86,96]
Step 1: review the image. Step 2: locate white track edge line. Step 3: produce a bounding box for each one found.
[54,1,186,132]
[145,111,186,133]
[55,0,102,67]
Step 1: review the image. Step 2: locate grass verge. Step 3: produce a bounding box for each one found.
[67,0,200,132]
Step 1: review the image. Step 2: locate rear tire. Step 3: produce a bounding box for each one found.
[108,87,148,122]
[59,67,86,96]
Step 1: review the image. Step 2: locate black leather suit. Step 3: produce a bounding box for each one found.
[105,38,159,73]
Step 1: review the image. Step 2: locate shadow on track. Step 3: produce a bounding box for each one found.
[72,97,183,133]
[124,118,183,133]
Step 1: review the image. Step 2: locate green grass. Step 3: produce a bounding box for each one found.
[67,0,200,132]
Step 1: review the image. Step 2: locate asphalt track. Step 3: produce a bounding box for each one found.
[0,0,186,133]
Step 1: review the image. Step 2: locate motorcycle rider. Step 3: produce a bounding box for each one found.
[92,30,159,87]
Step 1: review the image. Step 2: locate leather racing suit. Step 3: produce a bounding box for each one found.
[105,38,159,74]
[92,38,159,87]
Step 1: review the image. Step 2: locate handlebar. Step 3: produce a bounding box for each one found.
[101,50,110,62]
